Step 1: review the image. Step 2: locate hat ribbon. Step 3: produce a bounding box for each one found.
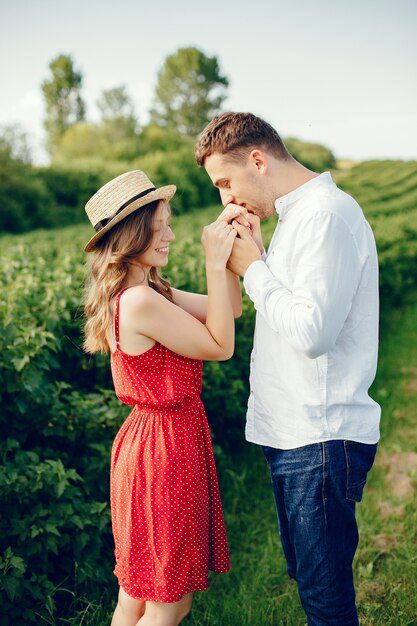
[94,187,156,232]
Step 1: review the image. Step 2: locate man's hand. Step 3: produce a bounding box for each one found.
[245,213,264,254]
[227,221,262,277]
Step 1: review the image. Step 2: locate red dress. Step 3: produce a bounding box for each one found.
[110,288,230,602]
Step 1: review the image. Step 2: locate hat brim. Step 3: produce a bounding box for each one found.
[84,185,176,252]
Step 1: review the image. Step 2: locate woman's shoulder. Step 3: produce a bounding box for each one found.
[119,284,164,313]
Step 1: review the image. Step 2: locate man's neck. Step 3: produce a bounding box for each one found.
[274,158,319,198]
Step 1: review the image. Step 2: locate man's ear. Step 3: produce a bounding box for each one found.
[249,149,268,174]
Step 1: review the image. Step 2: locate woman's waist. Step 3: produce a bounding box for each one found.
[119,393,203,412]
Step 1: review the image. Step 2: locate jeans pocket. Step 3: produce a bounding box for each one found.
[344,441,378,502]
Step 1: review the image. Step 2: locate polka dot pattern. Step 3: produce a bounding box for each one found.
[109,288,230,602]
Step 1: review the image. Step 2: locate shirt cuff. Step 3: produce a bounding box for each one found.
[243,260,271,298]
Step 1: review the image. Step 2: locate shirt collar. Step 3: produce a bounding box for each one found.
[274,172,334,219]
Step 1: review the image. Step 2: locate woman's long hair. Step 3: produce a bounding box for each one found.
[84,200,173,354]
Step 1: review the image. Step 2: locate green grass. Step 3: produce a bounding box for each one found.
[350,297,417,626]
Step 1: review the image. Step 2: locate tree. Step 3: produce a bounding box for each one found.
[0,123,32,164]
[151,47,229,137]
[97,86,137,125]
[96,85,139,144]
[42,54,85,155]
[52,122,101,162]
[55,86,142,164]
[0,124,52,233]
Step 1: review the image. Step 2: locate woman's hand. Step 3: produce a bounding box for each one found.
[216,203,264,255]
[201,220,237,270]
[215,203,250,227]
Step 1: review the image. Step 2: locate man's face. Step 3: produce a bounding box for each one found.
[204,152,276,220]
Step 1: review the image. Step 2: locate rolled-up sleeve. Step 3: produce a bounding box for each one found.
[243,212,364,358]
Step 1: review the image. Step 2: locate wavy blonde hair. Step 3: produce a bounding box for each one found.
[84,200,173,354]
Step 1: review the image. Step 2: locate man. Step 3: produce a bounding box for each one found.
[195,112,380,625]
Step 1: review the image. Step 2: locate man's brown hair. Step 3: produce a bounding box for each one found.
[195,112,290,166]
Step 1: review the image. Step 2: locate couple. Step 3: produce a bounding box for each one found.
[83,112,380,626]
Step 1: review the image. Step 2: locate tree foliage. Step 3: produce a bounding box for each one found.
[95,85,141,159]
[53,122,101,161]
[97,86,137,126]
[151,47,229,137]
[42,54,86,155]
[53,86,142,163]
[0,126,50,232]
[0,124,32,165]
[0,130,104,233]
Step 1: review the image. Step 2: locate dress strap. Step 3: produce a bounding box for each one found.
[113,288,129,348]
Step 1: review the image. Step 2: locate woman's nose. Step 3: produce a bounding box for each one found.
[164,226,175,241]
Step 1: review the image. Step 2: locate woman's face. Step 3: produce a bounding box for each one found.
[136,201,175,270]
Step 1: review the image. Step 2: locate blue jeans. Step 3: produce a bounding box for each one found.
[263,440,377,626]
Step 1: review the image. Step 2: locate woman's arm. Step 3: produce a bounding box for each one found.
[171,204,250,321]
[119,221,237,361]
[171,269,242,322]
[226,269,243,318]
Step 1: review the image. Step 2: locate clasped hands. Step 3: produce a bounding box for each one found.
[215,204,263,277]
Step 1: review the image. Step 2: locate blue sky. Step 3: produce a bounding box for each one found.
[1,0,416,163]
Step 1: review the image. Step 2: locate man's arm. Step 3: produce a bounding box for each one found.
[234,213,363,358]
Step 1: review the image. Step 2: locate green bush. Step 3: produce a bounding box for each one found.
[0,241,119,623]
[35,167,104,228]
[0,158,104,234]
[285,137,336,171]
[0,440,111,625]
[132,146,218,213]
[0,159,53,232]
[0,133,339,235]
[0,148,217,234]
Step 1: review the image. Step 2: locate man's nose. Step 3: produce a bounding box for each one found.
[220,190,234,207]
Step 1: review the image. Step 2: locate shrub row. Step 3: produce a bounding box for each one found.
[0,137,336,234]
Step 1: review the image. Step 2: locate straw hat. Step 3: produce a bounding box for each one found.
[84,170,176,252]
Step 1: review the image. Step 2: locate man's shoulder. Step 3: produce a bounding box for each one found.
[303,180,365,232]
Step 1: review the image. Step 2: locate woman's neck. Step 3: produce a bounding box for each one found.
[125,261,150,287]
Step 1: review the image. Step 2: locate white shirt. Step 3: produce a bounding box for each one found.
[243,172,380,450]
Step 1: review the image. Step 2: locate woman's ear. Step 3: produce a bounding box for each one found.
[249,149,268,174]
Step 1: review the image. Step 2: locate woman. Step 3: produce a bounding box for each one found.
[83,170,244,626]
